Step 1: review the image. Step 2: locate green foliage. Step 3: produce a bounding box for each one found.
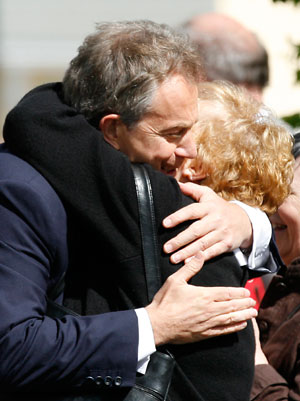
[297,45,300,83]
[272,0,300,126]
[272,0,300,4]
[282,113,300,129]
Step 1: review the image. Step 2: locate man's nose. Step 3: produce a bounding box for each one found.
[175,130,197,159]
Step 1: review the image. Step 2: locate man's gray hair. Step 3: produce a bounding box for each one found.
[63,20,204,128]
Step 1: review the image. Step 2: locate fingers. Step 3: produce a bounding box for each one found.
[168,233,230,264]
[206,285,251,301]
[163,192,253,266]
[219,307,258,324]
[163,204,232,258]
[212,297,257,315]
[169,302,258,344]
[170,252,205,282]
[163,203,207,230]
[195,305,258,339]
[163,217,212,256]
[178,182,212,201]
[147,281,256,346]
[197,288,256,323]
[173,241,232,264]
[200,321,249,339]
[201,242,233,262]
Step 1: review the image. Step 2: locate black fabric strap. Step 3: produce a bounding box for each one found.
[49,163,162,305]
[131,164,162,303]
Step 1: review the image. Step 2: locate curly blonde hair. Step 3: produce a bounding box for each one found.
[191,81,294,215]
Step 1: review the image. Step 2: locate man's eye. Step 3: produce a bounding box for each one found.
[165,133,181,138]
[164,129,186,139]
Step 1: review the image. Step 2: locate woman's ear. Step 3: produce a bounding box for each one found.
[189,168,207,183]
[180,163,207,183]
[99,114,122,150]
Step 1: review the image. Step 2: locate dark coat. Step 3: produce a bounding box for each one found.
[2,83,260,400]
[251,261,300,400]
[0,145,139,395]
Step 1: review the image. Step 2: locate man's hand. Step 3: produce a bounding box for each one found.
[163,183,253,264]
[146,253,257,346]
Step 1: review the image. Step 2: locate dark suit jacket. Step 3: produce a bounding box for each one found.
[2,83,267,400]
[0,145,138,393]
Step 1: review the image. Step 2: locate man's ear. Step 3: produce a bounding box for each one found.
[99,114,122,150]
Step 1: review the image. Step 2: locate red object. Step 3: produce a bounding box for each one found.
[245,277,266,310]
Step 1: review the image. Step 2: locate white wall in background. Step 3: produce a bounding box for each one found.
[1,0,299,135]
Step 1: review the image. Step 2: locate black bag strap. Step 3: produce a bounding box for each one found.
[131,163,162,303]
[49,163,162,306]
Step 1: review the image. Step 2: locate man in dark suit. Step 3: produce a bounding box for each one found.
[2,20,278,400]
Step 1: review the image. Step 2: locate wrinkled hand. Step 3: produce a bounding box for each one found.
[163,183,253,264]
[146,253,257,346]
[252,318,269,365]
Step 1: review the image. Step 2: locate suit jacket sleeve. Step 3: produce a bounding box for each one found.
[0,149,138,390]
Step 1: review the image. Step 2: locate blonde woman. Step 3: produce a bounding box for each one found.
[176,80,294,216]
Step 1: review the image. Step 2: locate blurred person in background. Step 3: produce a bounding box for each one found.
[251,132,300,401]
[182,12,269,102]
